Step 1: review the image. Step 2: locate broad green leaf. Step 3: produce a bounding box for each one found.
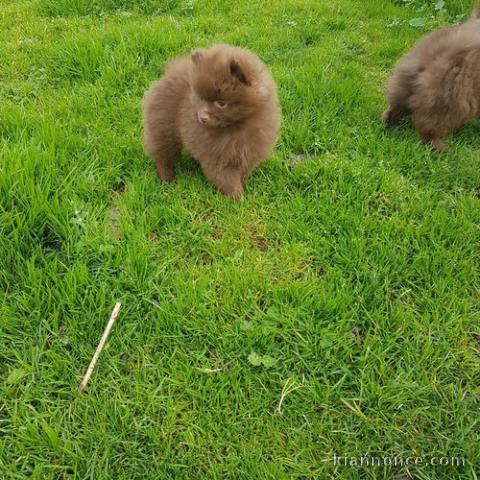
[6,368,30,385]
[409,18,426,27]
[247,352,263,366]
[261,355,277,369]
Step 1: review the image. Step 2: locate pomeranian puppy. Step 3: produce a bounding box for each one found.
[143,44,280,198]
[382,2,480,150]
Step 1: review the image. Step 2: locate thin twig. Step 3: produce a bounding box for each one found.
[79,302,122,393]
[196,367,224,374]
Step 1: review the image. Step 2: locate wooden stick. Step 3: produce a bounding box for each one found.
[79,302,122,393]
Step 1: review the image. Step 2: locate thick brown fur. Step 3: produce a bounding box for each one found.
[142,44,281,198]
[382,2,480,150]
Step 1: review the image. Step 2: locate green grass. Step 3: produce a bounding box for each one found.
[1,0,480,478]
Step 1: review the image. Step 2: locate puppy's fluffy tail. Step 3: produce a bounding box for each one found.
[472,1,480,19]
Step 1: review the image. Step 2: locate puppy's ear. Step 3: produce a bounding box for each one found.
[191,49,204,64]
[230,59,251,85]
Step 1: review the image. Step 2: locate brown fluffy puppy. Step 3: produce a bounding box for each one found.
[382,2,480,150]
[143,44,280,198]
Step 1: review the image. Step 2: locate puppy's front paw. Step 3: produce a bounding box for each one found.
[430,138,448,151]
[223,184,244,200]
[419,131,448,151]
[380,110,391,124]
[156,167,175,183]
[381,109,399,126]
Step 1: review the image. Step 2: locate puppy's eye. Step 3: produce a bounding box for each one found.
[214,100,227,109]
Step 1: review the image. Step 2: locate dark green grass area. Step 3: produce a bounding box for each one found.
[1,0,480,478]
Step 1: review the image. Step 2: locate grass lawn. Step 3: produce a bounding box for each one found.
[1,0,480,478]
